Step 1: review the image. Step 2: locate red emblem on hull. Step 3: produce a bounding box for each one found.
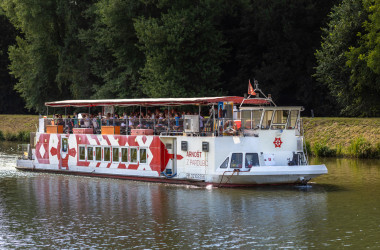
[273,137,283,148]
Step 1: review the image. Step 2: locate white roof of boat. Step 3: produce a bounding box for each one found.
[45,96,270,107]
[240,106,304,110]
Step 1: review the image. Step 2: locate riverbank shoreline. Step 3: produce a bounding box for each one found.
[0,115,379,158]
[303,117,380,158]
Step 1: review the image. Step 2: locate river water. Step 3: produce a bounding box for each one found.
[0,142,379,248]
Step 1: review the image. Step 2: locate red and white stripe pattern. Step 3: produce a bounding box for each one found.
[34,133,173,174]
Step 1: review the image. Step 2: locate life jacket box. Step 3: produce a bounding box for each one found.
[73,128,93,134]
[46,125,63,134]
[102,126,120,135]
[131,129,154,135]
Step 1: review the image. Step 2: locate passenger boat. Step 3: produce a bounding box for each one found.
[16,84,327,187]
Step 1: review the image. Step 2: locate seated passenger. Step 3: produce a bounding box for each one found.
[83,114,91,128]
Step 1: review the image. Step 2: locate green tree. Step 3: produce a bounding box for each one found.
[80,0,156,99]
[134,0,227,97]
[315,0,380,116]
[1,0,95,112]
[345,0,380,116]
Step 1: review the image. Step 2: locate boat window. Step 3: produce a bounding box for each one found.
[271,110,289,129]
[241,110,251,129]
[242,110,262,130]
[113,147,119,162]
[230,153,243,168]
[95,147,102,161]
[104,147,111,162]
[245,153,260,168]
[62,138,68,152]
[121,148,128,162]
[252,110,262,129]
[287,110,299,129]
[140,148,147,164]
[87,146,94,161]
[262,110,273,129]
[130,148,138,163]
[79,146,86,161]
[220,157,229,169]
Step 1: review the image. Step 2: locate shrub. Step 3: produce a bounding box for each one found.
[312,142,336,157]
[335,144,344,157]
[305,140,312,156]
[373,142,380,158]
[0,130,4,141]
[347,137,373,158]
[4,132,17,141]
[17,131,30,142]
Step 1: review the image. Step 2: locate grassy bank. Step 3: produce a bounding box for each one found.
[0,115,39,142]
[303,117,380,158]
[0,115,379,158]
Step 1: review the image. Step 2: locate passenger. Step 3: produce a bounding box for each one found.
[57,114,64,125]
[145,113,152,129]
[92,114,99,133]
[157,113,164,126]
[174,113,180,130]
[106,113,111,126]
[114,114,119,126]
[147,110,152,119]
[121,113,126,128]
[129,113,136,129]
[73,112,79,128]
[67,115,73,133]
[83,114,91,128]
[154,109,160,119]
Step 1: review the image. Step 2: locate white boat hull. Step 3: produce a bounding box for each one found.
[17,158,327,187]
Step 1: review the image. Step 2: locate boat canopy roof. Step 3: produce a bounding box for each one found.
[45,96,270,107]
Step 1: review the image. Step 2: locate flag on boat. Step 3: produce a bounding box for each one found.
[248,80,256,96]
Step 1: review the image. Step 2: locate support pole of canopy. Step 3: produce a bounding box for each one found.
[65,107,67,129]
[198,105,201,134]
[212,104,215,136]
[168,106,170,133]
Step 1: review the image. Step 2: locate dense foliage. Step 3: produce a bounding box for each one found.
[0,0,378,116]
[315,0,380,116]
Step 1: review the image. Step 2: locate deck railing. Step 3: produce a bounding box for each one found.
[39,116,301,137]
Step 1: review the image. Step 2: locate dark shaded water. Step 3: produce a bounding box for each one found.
[0,142,380,248]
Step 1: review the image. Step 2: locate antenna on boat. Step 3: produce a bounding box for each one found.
[240,79,277,108]
[253,80,276,106]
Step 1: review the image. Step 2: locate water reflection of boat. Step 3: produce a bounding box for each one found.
[17,83,327,186]
[14,175,327,245]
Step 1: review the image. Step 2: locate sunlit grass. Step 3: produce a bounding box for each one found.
[304,117,380,158]
[0,115,39,134]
